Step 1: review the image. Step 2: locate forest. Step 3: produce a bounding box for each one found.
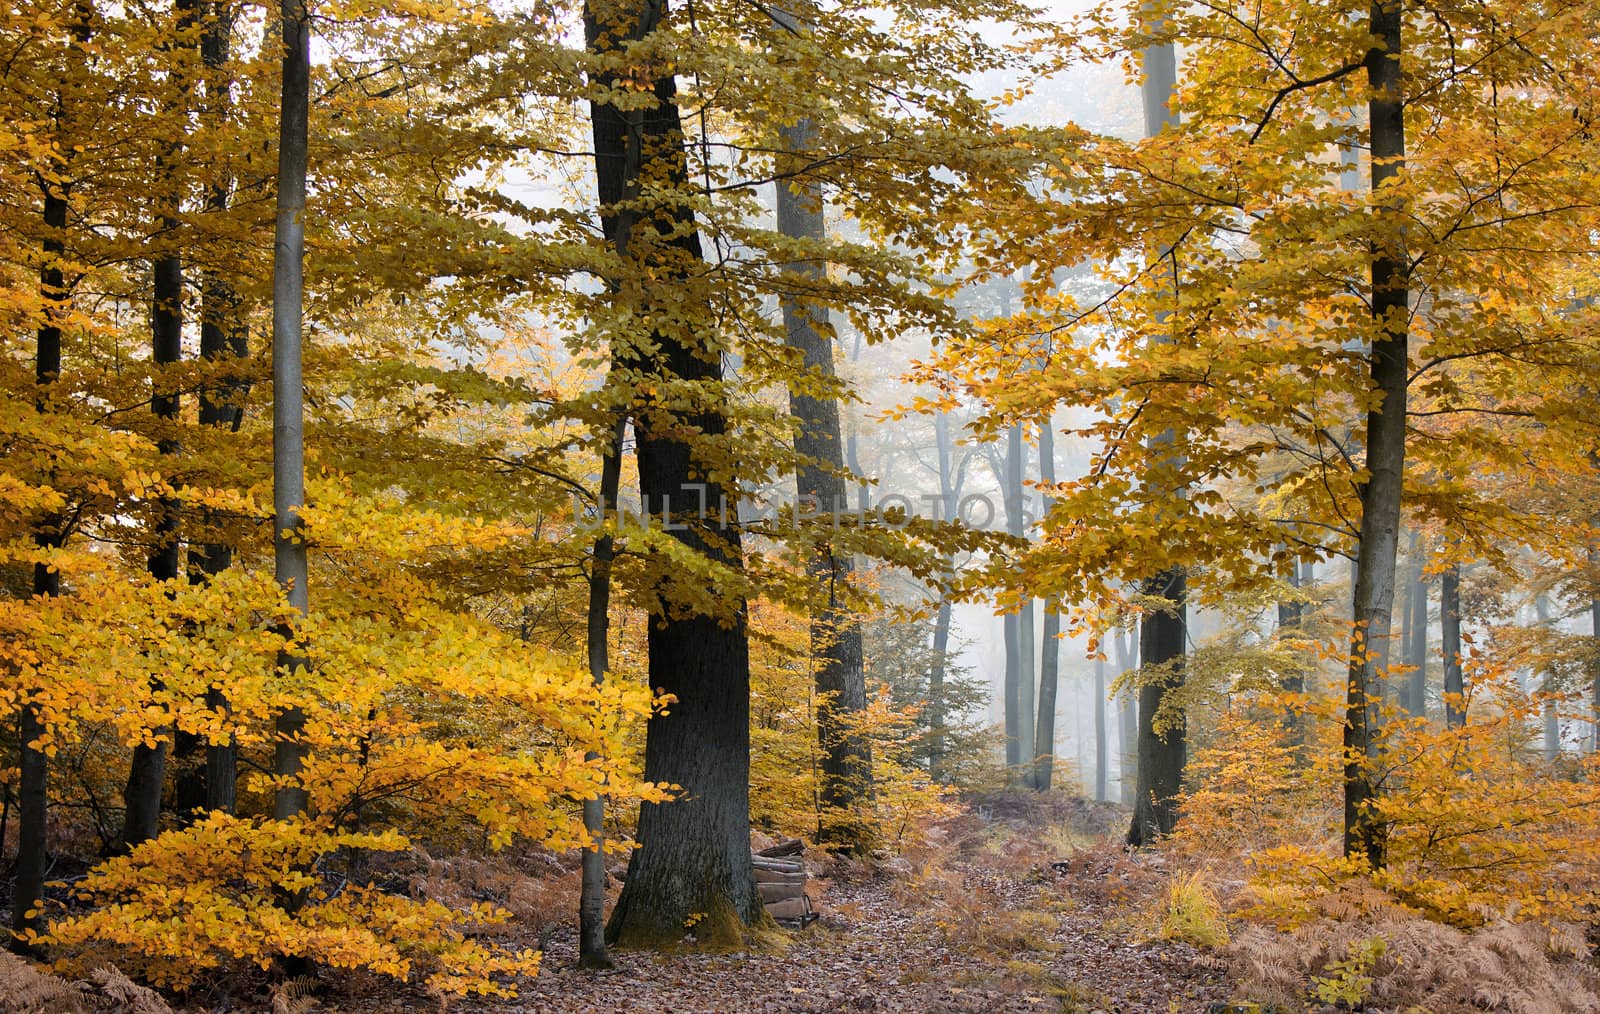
[2,0,1598,1009]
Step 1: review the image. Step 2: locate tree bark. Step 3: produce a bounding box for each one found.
[1343,0,1407,869]
[588,0,762,947]
[773,85,872,846]
[270,0,312,824]
[1129,567,1185,845]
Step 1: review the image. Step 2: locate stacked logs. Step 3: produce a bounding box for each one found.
[753,838,816,925]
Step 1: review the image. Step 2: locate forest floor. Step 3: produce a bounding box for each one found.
[330,792,1236,1013]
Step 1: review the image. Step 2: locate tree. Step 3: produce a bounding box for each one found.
[270,0,312,826]
[585,0,764,946]
[1128,30,1186,848]
[772,38,874,845]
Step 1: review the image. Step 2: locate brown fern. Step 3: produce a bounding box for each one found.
[0,949,90,1014]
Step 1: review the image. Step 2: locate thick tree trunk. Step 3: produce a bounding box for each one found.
[176,0,243,821]
[1343,0,1407,869]
[774,96,872,846]
[271,0,312,823]
[1441,562,1464,728]
[579,418,624,969]
[588,0,762,947]
[1034,419,1061,791]
[1128,567,1185,845]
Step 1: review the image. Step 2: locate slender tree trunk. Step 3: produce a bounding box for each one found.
[14,184,70,948]
[1003,609,1021,771]
[176,0,243,821]
[1533,596,1559,760]
[588,0,762,946]
[270,0,312,824]
[1127,29,1187,848]
[1591,594,1600,753]
[1092,655,1107,801]
[774,85,872,846]
[1116,624,1138,807]
[1277,554,1306,753]
[122,0,202,850]
[1343,0,1407,869]
[1441,561,1464,728]
[1406,535,1428,719]
[579,418,625,969]
[1003,423,1035,779]
[14,2,92,948]
[1034,418,1061,791]
[927,411,958,780]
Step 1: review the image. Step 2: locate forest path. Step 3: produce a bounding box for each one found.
[509,841,1231,1013]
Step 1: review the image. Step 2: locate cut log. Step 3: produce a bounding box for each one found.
[764,896,813,921]
[758,881,806,904]
[756,838,804,858]
[751,856,804,874]
[753,868,807,886]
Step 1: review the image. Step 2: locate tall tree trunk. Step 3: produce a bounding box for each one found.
[1591,594,1600,753]
[270,0,312,824]
[579,417,625,969]
[927,411,958,780]
[1092,655,1107,801]
[588,0,762,946]
[1002,609,1021,770]
[1406,535,1428,719]
[774,81,872,846]
[14,183,69,949]
[1003,423,1035,779]
[1441,561,1464,728]
[1533,596,1559,760]
[1127,29,1187,848]
[1277,554,1305,753]
[13,0,90,940]
[176,0,243,820]
[1116,623,1138,807]
[1343,0,1408,869]
[123,0,202,850]
[1034,418,1061,791]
